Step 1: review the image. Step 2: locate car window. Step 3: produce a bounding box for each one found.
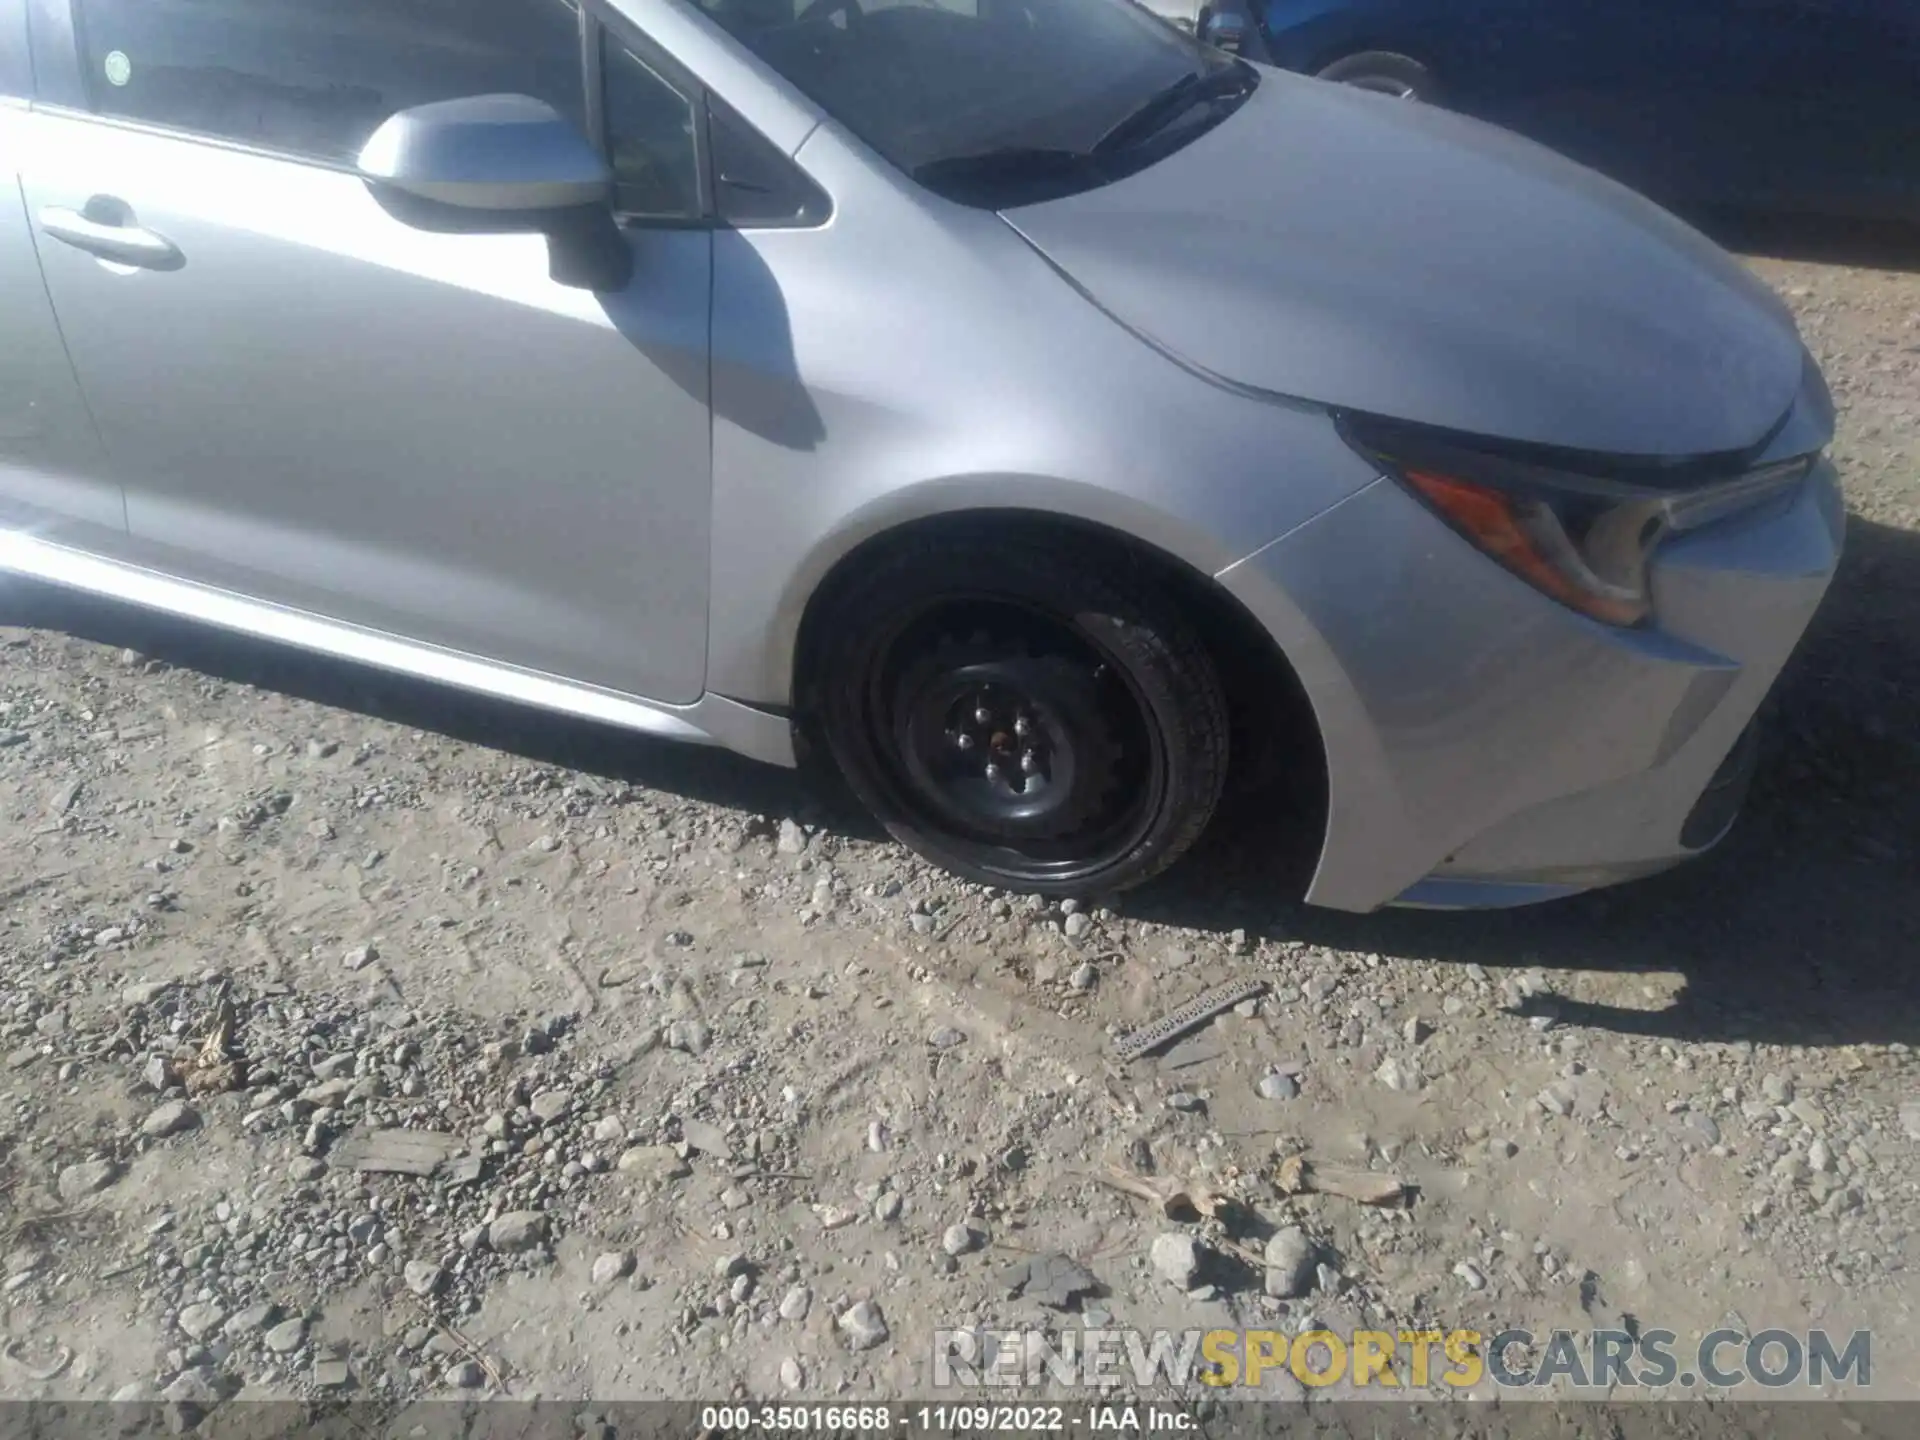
[601,33,701,219]
[72,0,589,165]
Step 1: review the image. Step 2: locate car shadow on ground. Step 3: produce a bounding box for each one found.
[5,515,1914,1053]
[1694,209,1920,275]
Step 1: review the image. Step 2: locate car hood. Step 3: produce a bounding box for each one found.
[1002,70,1806,458]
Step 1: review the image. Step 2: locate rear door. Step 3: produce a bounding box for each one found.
[0,0,121,542]
[18,0,716,704]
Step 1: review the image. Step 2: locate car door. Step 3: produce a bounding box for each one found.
[0,0,122,543]
[17,0,714,705]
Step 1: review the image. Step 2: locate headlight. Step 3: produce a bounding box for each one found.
[1338,413,1815,628]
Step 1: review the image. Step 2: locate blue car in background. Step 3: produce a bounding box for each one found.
[1246,0,1920,221]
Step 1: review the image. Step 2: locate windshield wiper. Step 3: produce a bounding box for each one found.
[912,147,1100,188]
[1092,62,1255,157]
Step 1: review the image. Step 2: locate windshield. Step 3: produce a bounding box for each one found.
[687,0,1250,200]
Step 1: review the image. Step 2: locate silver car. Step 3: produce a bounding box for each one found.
[0,0,1842,911]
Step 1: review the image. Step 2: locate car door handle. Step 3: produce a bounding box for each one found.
[39,205,185,271]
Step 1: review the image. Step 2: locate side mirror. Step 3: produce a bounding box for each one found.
[357,94,632,291]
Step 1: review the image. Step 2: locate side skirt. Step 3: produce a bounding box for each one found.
[0,529,796,768]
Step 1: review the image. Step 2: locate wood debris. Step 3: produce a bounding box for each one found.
[1095,1166,1237,1222]
[330,1128,466,1177]
[180,999,242,1096]
[1274,1154,1410,1207]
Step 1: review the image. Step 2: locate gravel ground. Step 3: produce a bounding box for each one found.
[0,242,1915,1411]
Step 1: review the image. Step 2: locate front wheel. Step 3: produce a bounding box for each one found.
[809,534,1230,896]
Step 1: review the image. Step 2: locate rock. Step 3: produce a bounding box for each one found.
[1683,1112,1721,1146]
[342,944,378,971]
[56,1160,117,1202]
[224,1303,275,1338]
[1257,1070,1299,1101]
[1901,1100,1920,1142]
[617,1145,690,1180]
[1375,1057,1422,1093]
[160,1367,219,1405]
[928,1026,966,1050]
[874,1192,902,1223]
[837,1300,889,1352]
[720,1185,750,1210]
[1263,1227,1316,1299]
[1068,962,1097,992]
[177,1302,225,1341]
[141,1055,177,1092]
[591,1252,633,1286]
[1403,1017,1432,1045]
[123,980,173,1006]
[780,1356,804,1390]
[1063,912,1092,940]
[446,1360,487,1389]
[866,1121,890,1152]
[1166,1091,1205,1113]
[312,1357,352,1388]
[814,1204,856,1230]
[777,820,809,854]
[529,1089,573,1123]
[666,1020,712,1055]
[1489,1138,1519,1159]
[263,1319,306,1354]
[142,1101,200,1138]
[404,1260,444,1297]
[1150,1232,1202,1289]
[942,1223,982,1257]
[682,1118,731,1158]
[1454,1260,1487,1291]
[311,1054,357,1082]
[1762,1074,1794,1105]
[488,1211,548,1253]
[1809,1138,1836,1173]
[779,1285,813,1322]
[1536,1085,1574,1117]
[591,1116,625,1144]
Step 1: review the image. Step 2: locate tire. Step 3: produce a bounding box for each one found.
[1316,50,1435,102]
[808,531,1230,897]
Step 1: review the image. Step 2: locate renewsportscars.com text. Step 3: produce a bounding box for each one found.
[933,1326,1872,1391]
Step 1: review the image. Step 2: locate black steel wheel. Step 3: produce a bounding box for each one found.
[809,531,1229,895]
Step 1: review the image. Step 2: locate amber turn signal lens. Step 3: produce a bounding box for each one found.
[1403,469,1650,627]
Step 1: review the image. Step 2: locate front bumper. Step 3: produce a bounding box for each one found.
[1217,453,1844,912]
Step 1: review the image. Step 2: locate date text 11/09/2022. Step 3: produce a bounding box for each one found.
[697,1407,1184,1433]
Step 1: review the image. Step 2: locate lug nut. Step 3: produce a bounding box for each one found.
[1014,716,1031,738]
[955,733,975,751]
[984,763,1001,782]
[973,707,992,725]
[1020,751,1039,774]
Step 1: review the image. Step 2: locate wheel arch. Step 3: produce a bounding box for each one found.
[787,505,1329,837]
